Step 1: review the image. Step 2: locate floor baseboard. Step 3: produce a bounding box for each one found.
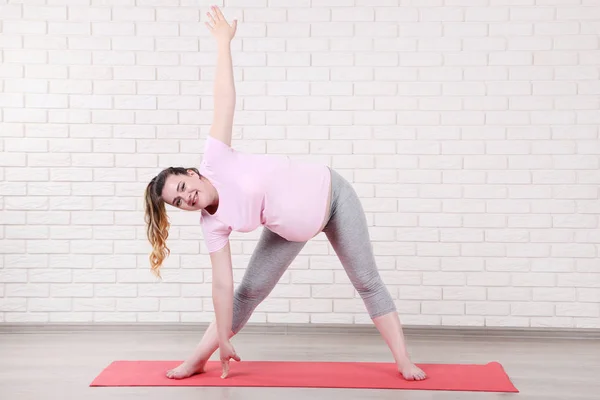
[1,322,600,340]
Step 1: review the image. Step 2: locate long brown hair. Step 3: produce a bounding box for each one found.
[144,167,200,278]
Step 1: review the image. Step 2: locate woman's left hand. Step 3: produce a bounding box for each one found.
[205,5,237,44]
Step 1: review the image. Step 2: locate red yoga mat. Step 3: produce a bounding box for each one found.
[90,360,518,392]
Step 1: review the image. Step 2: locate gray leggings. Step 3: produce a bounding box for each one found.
[231,168,396,333]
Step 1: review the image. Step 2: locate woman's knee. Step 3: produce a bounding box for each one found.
[234,279,269,303]
[351,269,385,295]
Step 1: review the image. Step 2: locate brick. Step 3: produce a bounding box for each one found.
[441,229,484,243]
[533,288,576,302]
[420,97,461,111]
[267,313,309,324]
[442,171,486,184]
[443,316,485,327]
[531,317,574,328]
[422,301,464,315]
[511,6,554,20]
[0,4,22,19]
[559,273,600,288]
[399,315,442,325]
[6,283,50,297]
[3,20,46,34]
[509,68,553,84]
[558,6,600,20]
[374,213,418,227]
[487,199,531,214]
[332,299,366,314]
[553,215,597,229]
[511,273,555,287]
[466,302,510,316]
[534,51,579,66]
[330,7,373,21]
[91,52,134,68]
[29,298,71,312]
[511,302,554,316]
[309,313,353,324]
[396,228,438,243]
[574,316,600,328]
[398,286,441,300]
[290,270,333,285]
[423,272,465,286]
[578,288,600,303]
[136,282,180,297]
[5,313,49,323]
[290,299,332,313]
[73,270,116,283]
[330,67,374,82]
[73,298,115,312]
[29,269,72,283]
[506,243,551,257]
[0,268,27,283]
[5,80,46,96]
[443,287,486,301]
[1,297,25,314]
[25,211,69,227]
[580,50,600,66]
[46,255,91,271]
[425,185,464,199]
[24,5,67,20]
[160,298,201,312]
[117,298,159,312]
[0,64,24,80]
[436,257,484,271]
[488,287,531,301]
[468,272,511,286]
[419,214,461,228]
[93,311,136,322]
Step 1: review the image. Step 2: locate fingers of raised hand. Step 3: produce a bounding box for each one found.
[212,5,225,21]
[207,5,226,25]
[206,11,216,25]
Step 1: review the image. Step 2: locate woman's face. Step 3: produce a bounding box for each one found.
[161,170,214,211]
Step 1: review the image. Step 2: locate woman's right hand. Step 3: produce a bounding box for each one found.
[205,5,237,44]
[219,339,240,378]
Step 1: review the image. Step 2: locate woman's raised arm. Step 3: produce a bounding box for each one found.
[205,5,238,147]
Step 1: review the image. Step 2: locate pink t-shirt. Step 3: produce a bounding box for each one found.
[198,136,331,253]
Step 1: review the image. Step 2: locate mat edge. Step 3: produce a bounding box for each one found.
[486,361,520,393]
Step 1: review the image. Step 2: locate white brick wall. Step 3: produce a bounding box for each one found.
[1,1,599,329]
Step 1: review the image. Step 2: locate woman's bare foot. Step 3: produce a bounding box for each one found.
[166,359,207,379]
[371,312,427,381]
[399,362,427,381]
[165,320,227,380]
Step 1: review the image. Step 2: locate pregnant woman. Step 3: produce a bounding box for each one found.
[144,5,426,382]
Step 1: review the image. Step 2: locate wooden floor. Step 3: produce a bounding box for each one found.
[1,325,599,400]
